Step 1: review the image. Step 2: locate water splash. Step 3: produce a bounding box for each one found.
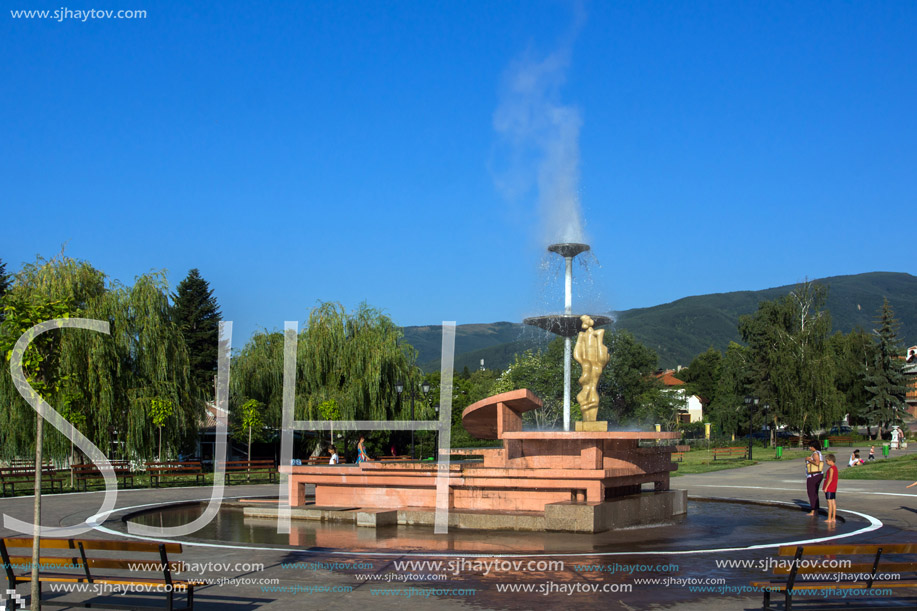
[491,4,587,246]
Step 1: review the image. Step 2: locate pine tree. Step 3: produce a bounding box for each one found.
[172,269,221,399]
[0,258,10,322]
[864,299,908,436]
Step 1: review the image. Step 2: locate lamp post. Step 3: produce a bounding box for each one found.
[396,379,431,459]
[744,396,759,461]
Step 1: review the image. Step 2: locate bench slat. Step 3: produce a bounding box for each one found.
[777,543,917,556]
[2,537,182,553]
[750,579,917,591]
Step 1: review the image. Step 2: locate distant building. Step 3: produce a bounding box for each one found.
[655,369,704,424]
[905,346,917,418]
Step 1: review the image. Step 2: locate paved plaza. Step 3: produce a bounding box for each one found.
[1,455,915,610]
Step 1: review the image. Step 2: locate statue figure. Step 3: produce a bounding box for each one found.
[573,314,610,422]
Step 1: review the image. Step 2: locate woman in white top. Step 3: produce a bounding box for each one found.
[805,441,824,516]
[328,445,339,465]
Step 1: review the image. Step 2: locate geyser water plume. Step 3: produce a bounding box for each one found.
[491,4,587,246]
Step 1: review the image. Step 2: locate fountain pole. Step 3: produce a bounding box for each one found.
[563,255,573,431]
[523,242,609,431]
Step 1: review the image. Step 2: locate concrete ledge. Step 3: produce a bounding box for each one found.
[244,506,360,523]
[398,508,545,531]
[545,489,688,533]
[244,491,687,533]
[356,509,398,527]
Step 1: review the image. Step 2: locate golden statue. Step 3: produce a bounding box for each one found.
[573,314,610,422]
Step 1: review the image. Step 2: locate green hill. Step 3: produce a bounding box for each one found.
[404,272,917,372]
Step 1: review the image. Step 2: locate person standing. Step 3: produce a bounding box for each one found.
[356,436,370,464]
[822,454,838,524]
[805,441,824,516]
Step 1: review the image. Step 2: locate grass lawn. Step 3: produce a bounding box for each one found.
[839,452,917,481]
[671,446,811,476]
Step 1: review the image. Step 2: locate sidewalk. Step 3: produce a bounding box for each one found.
[0,457,913,610]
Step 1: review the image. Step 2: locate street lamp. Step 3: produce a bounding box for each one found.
[744,396,759,461]
[396,379,431,459]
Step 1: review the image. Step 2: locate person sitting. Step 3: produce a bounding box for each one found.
[848,449,864,466]
[328,445,339,465]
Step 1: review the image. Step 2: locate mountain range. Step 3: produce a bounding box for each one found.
[402,272,917,372]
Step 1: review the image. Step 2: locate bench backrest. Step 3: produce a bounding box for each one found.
[71,462,131,473]
[0,466,61,479]
[1,537,184,576]
[146,461,202,472]
[778,543,917,556]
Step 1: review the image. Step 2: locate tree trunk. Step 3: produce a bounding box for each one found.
[158,426,162,462]
[31,416,43,611]
[247,426,252,482]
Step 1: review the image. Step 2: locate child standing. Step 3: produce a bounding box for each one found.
[868,446,875,461]
[823,454,838,523]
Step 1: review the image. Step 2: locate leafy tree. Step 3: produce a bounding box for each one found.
[829,328,875,427]
[491,339,574,429]
[706,342,753,440]
[0,258,10,322]
[739,281,843,439]
[231,302,419,456]
[491,330,664,429]
[150,397,174,461]
[425,368,499,448]
[0,255,198,462]
[317,398,341,446]
[0,296,74,605]
[864,299,908,436]
[172,269,221,399]
[229,331,285,428]
[598,330,661,424]
[235,398,265,462]
[677,347,723,410]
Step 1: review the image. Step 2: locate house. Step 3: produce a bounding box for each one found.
[655,369,704,424]
[905,346,917,418]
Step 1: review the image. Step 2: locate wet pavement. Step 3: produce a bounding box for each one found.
[1,453,915,610]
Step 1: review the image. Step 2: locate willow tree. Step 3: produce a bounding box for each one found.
[0,255,198,463]
[231,302,418,455]
[297,302,417,421]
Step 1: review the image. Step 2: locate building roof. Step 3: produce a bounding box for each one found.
[655,370,686,387]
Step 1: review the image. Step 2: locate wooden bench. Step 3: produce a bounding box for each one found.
[750,543,917,610]
[712,447,747,461]
[787,436,802,447]
[222,459,276,483]
[145,461,205,487]
[1,536,204,610]
[0,466,65,496]
[71,461,134,491]
[827,435,856,447]
[672,445,691,462]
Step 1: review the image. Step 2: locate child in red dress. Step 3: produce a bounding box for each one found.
[823,454,838,523]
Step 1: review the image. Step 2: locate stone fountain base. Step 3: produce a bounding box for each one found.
[252,489,686,533]
[280,389,685,534]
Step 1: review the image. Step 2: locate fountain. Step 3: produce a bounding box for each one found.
[278,240,686,533]
[523,242,611,431]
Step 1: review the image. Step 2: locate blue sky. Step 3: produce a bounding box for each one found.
[2,1,914,343]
